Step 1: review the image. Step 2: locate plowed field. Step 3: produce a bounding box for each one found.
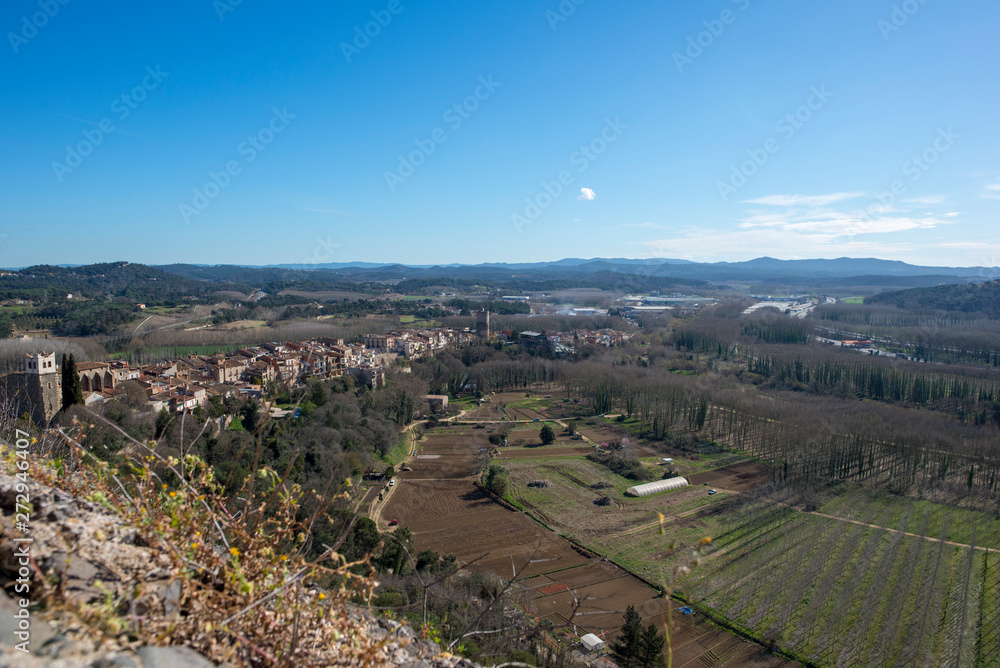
[382,430,794,667]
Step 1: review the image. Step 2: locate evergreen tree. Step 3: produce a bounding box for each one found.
[61,354,83,409]
[60,354,69,408]
[637,622,666,668]
[540,423,555,445]
[610,605,643,668]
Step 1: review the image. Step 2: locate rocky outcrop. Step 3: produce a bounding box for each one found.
[0,470,478,667]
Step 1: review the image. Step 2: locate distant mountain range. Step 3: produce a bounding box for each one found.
[239,256,1000,283]
[4,258,998,298]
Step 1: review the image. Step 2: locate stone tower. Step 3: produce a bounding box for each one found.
[475,309,490,339]
[24,352,62,425]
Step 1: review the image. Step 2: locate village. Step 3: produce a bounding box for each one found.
[7,315,635,425]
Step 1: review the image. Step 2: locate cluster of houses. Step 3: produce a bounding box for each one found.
[78,328,479,414]
[9,318,643,424]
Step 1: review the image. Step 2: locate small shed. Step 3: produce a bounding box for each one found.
[424,395,449,411]
[626,476,689,498]
[580,633,604,653]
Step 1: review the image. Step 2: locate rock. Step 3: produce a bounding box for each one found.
[36,632,74,657]
[0,590,56,650]
[46,507,69,522]
[42,550,69,578]
[65,555,100,582]
[117,528,139,545]
[90,655,140,668]
[137,646,216,668]
[163,579,182,617]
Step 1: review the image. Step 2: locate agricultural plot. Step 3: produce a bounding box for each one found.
[818,485,1000,550]
[458,402,510,421]
[502,456,734,580]
[499,446,594,460]
[504,405,549,422]
[688,495,998,666]
[382,429,792,666]
[688,462,771,492]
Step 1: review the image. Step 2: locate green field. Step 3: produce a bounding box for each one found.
[499,441,1000,665]
[687,493,998,666]
[0,304,37,315]
[502,455,729,580]
[819,485,1000,550]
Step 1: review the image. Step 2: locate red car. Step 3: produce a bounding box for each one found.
[388,519,399,526]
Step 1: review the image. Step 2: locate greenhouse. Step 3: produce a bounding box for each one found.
[625,476,689,497]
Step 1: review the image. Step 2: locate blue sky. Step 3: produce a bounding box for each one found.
[2,0,999,268]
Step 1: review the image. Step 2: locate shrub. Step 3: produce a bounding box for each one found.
[587,452,657,481]
[1,422,382,666]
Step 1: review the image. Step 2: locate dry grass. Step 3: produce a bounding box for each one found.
[2,418,393,667]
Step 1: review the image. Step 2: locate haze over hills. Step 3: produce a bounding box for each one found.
[6,258,999,295]
[262,256,1000,281]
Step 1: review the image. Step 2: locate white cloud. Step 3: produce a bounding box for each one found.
[903,194,947,205]
[983,181,1000,199]
[640,190,962,264]
[642,227,917,261]
[739,212,942,236]
[744,192,865,207]
[578,188,596,201]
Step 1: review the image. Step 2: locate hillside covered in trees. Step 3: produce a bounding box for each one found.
[866,279,1000,317]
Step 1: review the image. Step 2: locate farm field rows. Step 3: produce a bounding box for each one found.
[689,496,1000,666]
[491,393,1000,666]
[818,485,1000,550]
[382,429,793,667]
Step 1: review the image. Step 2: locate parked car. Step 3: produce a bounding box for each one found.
[389,479,396,487]
[708,489,717,495]
[388,519,399,526]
